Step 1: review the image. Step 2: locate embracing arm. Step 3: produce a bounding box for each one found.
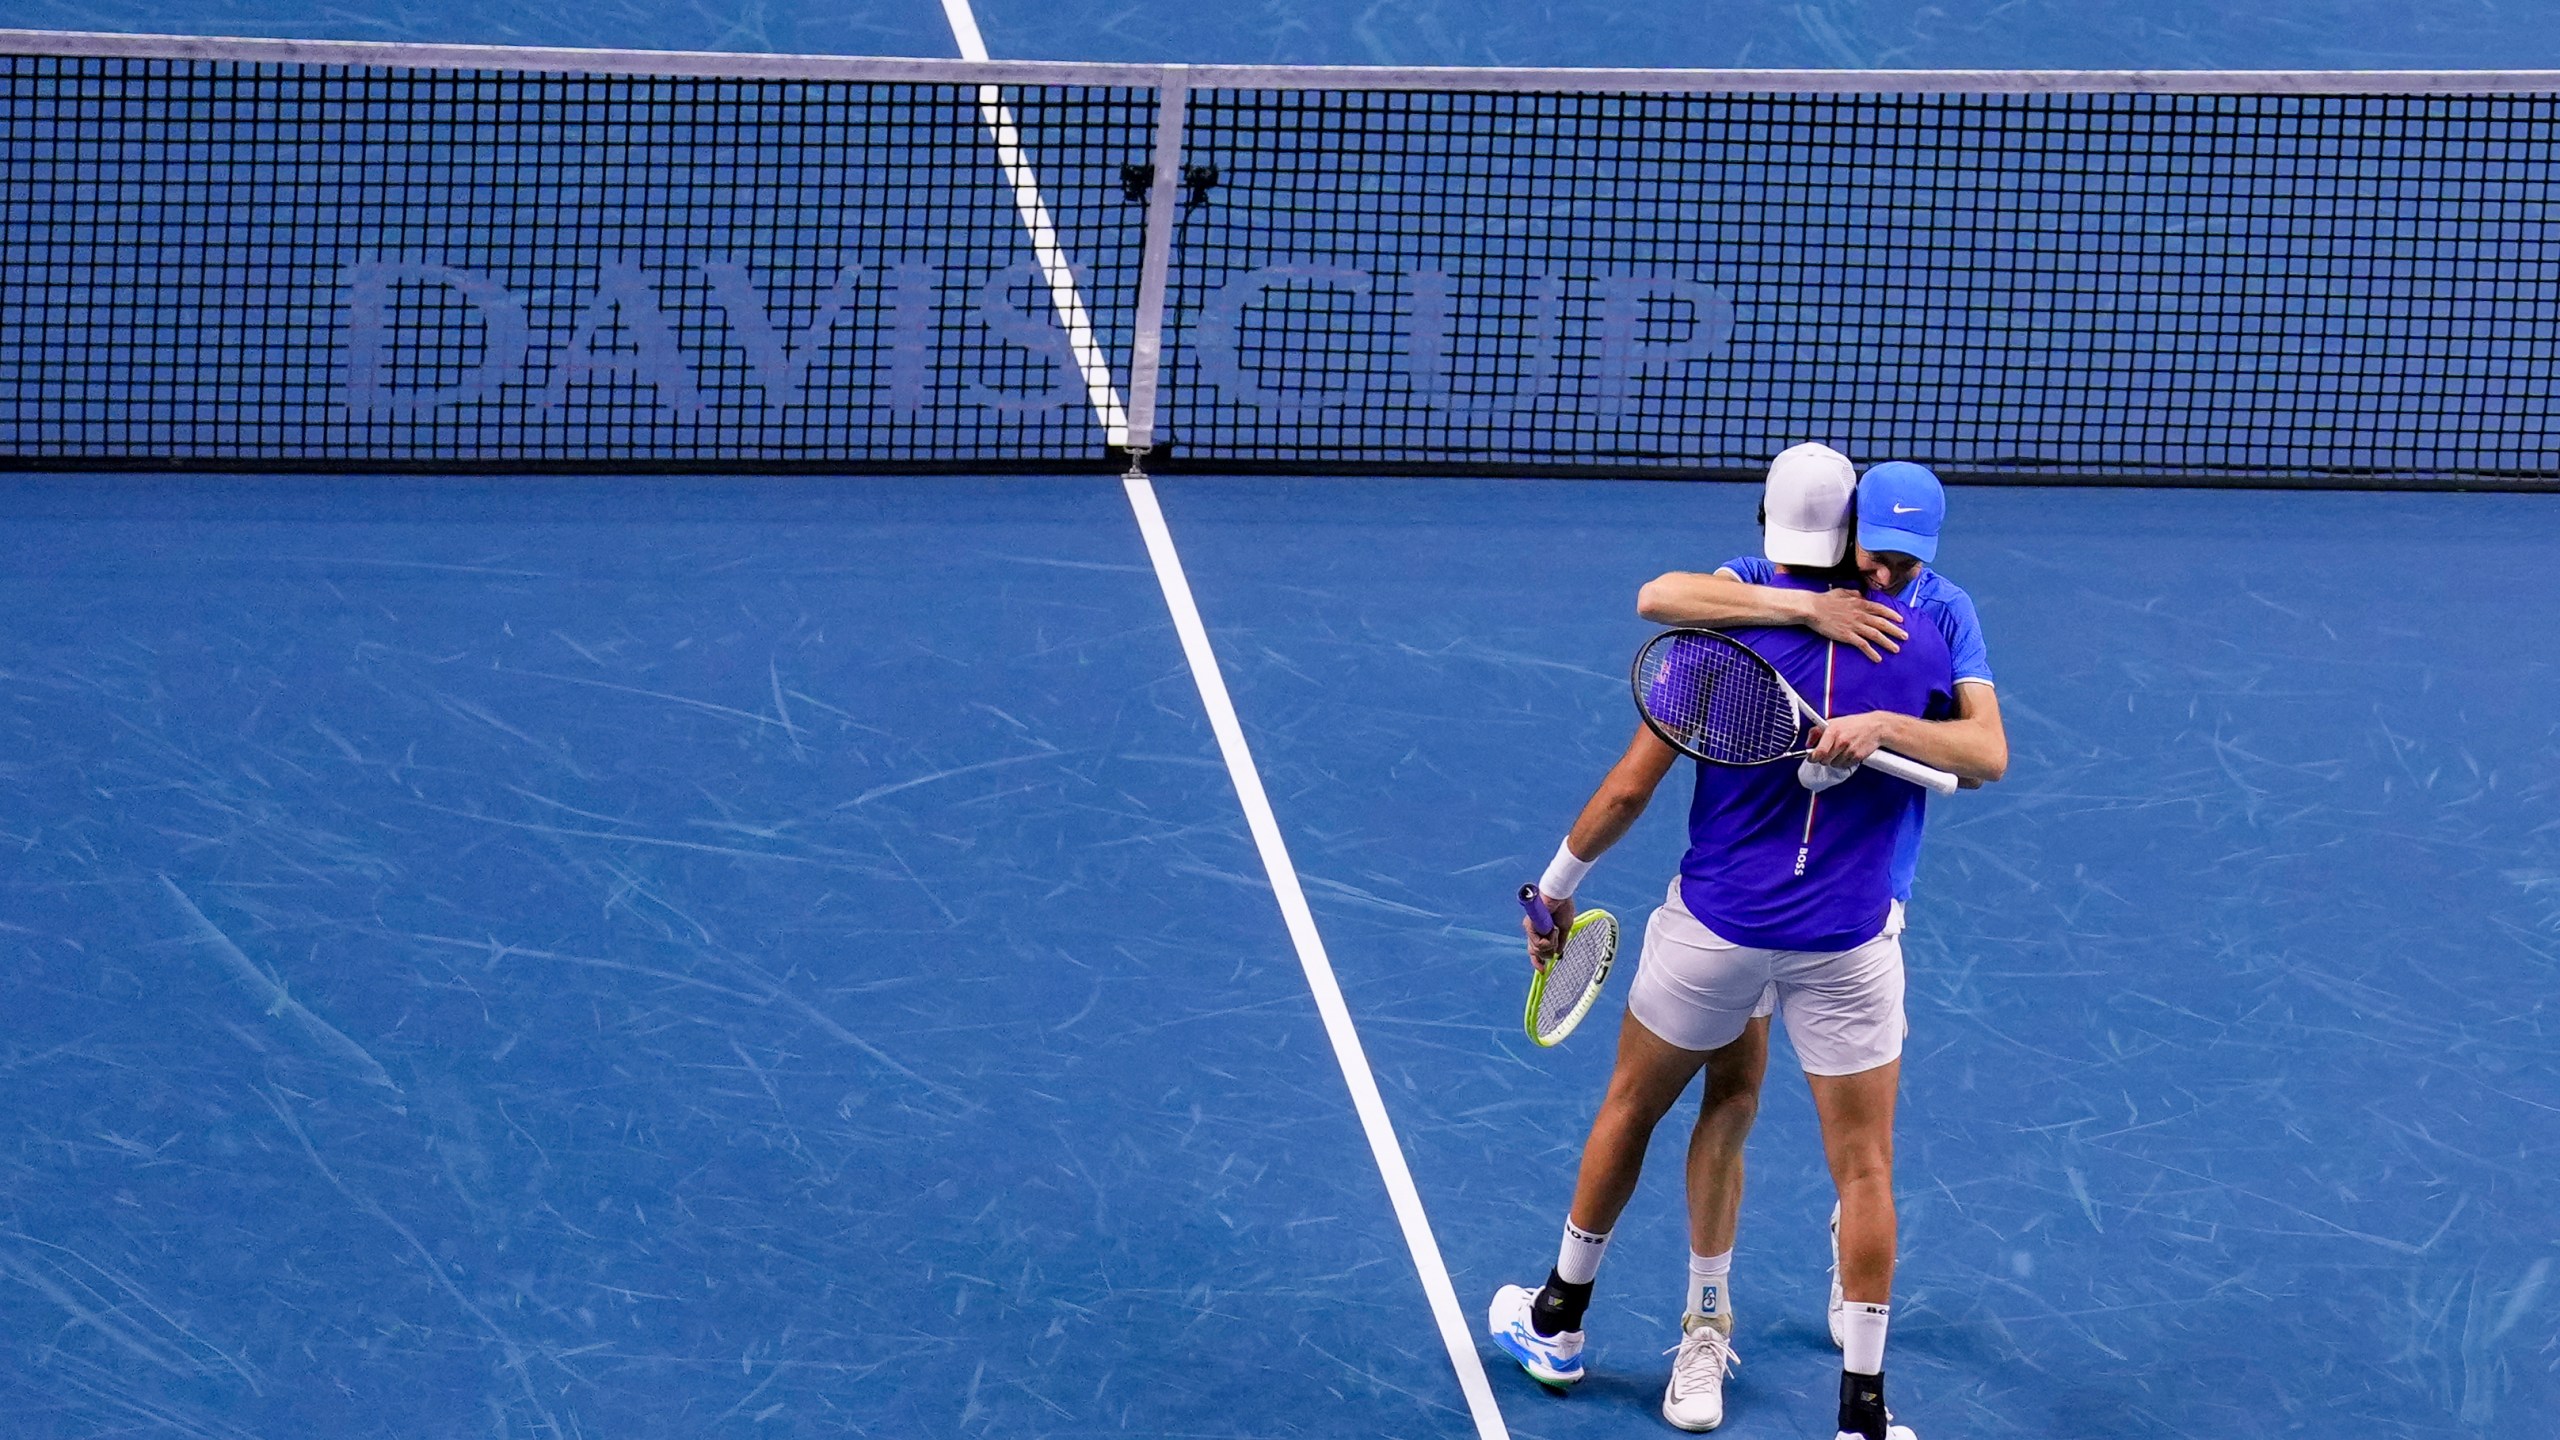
[1809,681,2009,785]
[1561,724,1682,867]
[1637,570,1908,661]
[1527,725,1681,959]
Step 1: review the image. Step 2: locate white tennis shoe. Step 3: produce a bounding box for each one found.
[1487,1283,1585,1387]
[1834,1424,1918,1440]
[1660,1315,1738,1431]
[1828,1201,1845,1348]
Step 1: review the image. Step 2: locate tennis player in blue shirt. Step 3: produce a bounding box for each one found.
[1651,461,2005,909]
[1487,447,2004,1440]
[1635,459,2008,1353]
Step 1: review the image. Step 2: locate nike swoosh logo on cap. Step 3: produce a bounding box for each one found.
[1891,504,1923,513]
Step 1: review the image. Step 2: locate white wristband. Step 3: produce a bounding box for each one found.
[1539,839,1593,900]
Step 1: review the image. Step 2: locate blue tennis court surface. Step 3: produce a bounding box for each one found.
[6,0,2560,1435]
[1158,480,2560,1435]
[0,477,1464,1437]
[3,475,2555,1438]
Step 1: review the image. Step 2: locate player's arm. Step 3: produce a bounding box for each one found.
[1810,681,2008,784]
[1527,725,1681,959]
[1636,569,1909,661]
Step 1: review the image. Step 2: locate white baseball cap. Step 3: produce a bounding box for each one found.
[1761,443,1856,567]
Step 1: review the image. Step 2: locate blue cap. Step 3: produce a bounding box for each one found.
[1856,461,1944,562]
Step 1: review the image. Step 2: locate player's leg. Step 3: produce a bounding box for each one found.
[1570,1007,1718,1233]
[1492,884,1771,1391]
[1807,1060,1903,1439]
[1660,1011,1768,1431]
[1682,1006,1772,1322]
[1489,1008,1711,1385]
[1776,926,1916,1440]
[1831,900,1904,1347]
[1808,1062,1897,1302]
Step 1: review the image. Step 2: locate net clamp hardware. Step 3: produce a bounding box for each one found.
[1123,163,1217,206]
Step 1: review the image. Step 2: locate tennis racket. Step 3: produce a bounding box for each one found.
[1632,628,1959,795]
[1518,884,1618,1047]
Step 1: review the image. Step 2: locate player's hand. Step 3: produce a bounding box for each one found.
[1807,711,1899,766]
[1808,589,1907,661]
[1523,893,1576,967]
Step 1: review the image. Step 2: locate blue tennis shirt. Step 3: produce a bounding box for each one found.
[1678,574,1956,952]
[1722,556,1992,901]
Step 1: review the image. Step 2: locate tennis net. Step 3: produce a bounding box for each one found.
[4,30,2555,485]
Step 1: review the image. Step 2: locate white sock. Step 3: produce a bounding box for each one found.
[1685,1249,1733,1323]
[1555,1217,1611,1286]
[1840,1301,1890,1376]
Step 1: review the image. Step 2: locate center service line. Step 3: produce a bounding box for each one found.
[1119,477,1511,1440]
[935,2,1510,1431]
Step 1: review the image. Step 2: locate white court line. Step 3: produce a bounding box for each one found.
[941,0,1130,446]
[936,2,1509,1435]
[1122,477,1511,1440]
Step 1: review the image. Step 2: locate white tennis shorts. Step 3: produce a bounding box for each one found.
[1627,880,1907,1076]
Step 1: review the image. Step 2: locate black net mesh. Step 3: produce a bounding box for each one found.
[0,54,1151,464]
[4,52,2554,483]
[1634,630,1807,765]
[1165,88,2559,482]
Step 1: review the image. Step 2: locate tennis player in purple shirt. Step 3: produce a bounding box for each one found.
[1486,445,2004,1440]
[1640,459,2009,1356]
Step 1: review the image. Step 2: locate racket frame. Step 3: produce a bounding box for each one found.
[1632,628,1958,795]
[1518,884,1617,1047]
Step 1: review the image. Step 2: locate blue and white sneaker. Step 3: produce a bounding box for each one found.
[1488,1283,1585,1387]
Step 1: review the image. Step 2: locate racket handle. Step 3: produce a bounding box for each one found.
[1518,884,1557,938]
[1864,748,1961,795]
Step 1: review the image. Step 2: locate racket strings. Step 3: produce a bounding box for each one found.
[1535,914,1614,1039]
[1636,633,1804,764]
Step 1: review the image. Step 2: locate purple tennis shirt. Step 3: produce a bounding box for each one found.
[1678,574,1955,951]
